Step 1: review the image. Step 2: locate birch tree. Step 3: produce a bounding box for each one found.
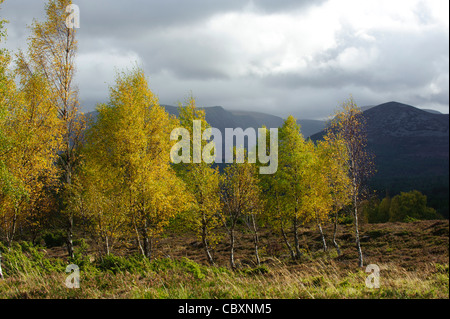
[276,116,314,260]
[86,67,189,260]
[16,0,83,258]
[1,7,60,248]
[175,97,223,265]
[303,140,332,252]
[221,153,262,269]
[317,132,352,255]
[0,2,15,256]
[2,71,61,247]
[327,97,374,267]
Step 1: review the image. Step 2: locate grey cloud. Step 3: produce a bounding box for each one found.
[76,0,246,37]
[136,33,233,81]
[1,0,246,46]
[1,0,448,119]
[77,0,327,34]
[263,25,449,93]
[250,0,328,13]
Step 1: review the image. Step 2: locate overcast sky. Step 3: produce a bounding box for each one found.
[1,0,448,119]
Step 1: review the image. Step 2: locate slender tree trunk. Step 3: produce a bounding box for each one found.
[66,214,74,259]
[229,228,236,270]
[253,234,260,266]
[350,150,364,267]
[65,217,74,259]
[202,238,214,266]
[354,202,363,267]
[352,171,363,266]
[142,225,152,260]
[317,221,327,252]
[293,216,302,259]
[332,211,341,256]
[280,223,295,261]
[7,211,18,248]
[201,224,215,265]
[245,214,261,266]
[0,251,3,279]
[250,215,261,266]
[132,214,145,257]
[143,235,152,260]
[105,235,110,256]
[31,229,38,246]
[132,216,145,256]
[95,237,104,260]
[65,159,75,259]
[136,235,145,257]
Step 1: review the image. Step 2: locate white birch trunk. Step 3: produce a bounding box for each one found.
[0,251,3,279]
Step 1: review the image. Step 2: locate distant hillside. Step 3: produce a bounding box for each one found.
[361,102,448,178]
[295,119,327,139]
[311,101,449,218]
[360,105,443,114]
[86,104,325,138]
[162,105,325,138]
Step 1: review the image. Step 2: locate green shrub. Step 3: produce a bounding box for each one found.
[147,257,207,279]
[208,266,231,275]
[389,190,439,222]
[302,275,326,288]
[435,263,449,274]
[240,265,270,276]
[96,254,151,274]
[42,230,66,248]
[404,216,420,223]
[0,241,65,277]
[179,257,206,279]
[149,257,179,272]
[339,215,353,225]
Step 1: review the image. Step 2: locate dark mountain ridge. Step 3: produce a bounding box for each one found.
[160,104,325,138]
[311,101,449,218]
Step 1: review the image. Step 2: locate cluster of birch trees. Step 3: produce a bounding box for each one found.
[1,0,373,269]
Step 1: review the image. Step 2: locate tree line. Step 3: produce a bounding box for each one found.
[1,0,376,269]
[362,190,440,223]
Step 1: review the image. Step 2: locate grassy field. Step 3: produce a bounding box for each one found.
[0,220,448,299]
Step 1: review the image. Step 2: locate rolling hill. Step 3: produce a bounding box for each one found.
[311,101,449,218]
[161,104,325,138]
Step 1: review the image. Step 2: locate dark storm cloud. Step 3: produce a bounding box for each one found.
[77,0,243,36]
[73,0,324,38]
[1,0,448,118]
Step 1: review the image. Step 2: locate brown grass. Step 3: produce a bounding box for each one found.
[1,220,448,299]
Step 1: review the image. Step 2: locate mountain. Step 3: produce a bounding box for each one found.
[85,104,325,138]
[311,101,449,217]
[161,105,325,138]
[162,105,245,132]
[421,109,442,114]
[360,104,442,114]
[361,101,448,177]
[295,119,327,139]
